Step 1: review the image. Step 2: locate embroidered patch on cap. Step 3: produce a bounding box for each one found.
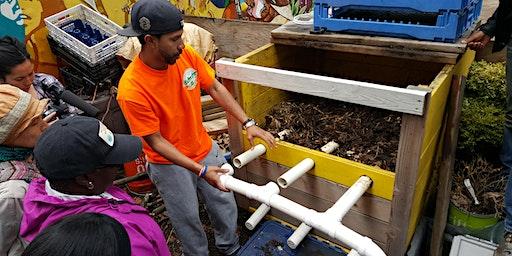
[98,121,114,147]
[139,17,151,31]
[183,68,198,90]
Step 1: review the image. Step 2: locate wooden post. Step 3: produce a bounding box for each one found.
[388,112,426,255]
[430,75,466,256]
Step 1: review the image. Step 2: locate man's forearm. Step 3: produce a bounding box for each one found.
[208,80,248,124]
[144,134,203,174]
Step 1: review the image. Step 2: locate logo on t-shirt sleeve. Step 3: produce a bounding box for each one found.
[183,68,198,90]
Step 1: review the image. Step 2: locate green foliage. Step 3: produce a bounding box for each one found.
[465,60,507,107]
[458,98,505,156]
[457,60,507,158]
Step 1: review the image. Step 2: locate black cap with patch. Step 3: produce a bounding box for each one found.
[34,116,142,180]
[118,0,184,37]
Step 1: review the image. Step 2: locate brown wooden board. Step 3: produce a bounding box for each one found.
[246,158,392,222]
[271,22,465,64]
[185,16,279,59]
[388,113,426,255]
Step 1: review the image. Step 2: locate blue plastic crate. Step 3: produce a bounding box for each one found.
[313,0,482,42]
[315,0,480,13]
[237,221,346,256]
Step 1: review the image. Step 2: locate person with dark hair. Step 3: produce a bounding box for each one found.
[116,0,275,255]
[22,213,131,256]
[0,36,77,114]
[464,1,512,255]
[19,116,170,256]
[0,84,54,256]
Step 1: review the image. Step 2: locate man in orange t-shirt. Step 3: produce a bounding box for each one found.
[117,0,275,255]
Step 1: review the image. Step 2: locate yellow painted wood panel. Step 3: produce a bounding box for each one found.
[241,137,396,200]
[241,83,288,125]
[422,65,454,152]
[454,50,477,77]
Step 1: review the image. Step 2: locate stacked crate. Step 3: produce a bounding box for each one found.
[313,0,483,42]
[44,4,126,97]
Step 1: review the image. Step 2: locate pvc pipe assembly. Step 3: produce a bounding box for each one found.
[287,176,372,249]
[233,144,266,168]
[277,158,315,188]
[219,168,385,256]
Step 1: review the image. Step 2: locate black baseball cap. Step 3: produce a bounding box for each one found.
[34,116,142,180]
[118,0,184,37]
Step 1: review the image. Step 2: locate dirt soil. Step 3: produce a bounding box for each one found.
[264,96,402,171]
[451,157,506,217]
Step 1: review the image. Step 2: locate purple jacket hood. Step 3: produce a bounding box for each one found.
[20,178,170,256]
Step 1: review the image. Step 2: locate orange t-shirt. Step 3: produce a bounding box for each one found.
[117,45,215,164]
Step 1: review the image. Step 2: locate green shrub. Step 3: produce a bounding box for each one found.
[458,97,505,157]
[465,60,506,107]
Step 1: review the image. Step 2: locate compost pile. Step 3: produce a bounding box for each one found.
[451,157,506,217]
[264,96,402,171]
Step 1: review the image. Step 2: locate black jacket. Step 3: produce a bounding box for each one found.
[479,0,512,52]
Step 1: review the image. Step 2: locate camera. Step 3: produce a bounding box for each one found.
[40,77,99,118]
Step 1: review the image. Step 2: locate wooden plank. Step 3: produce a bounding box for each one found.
[216,58,429,115]
[271,22,465,55]
[388,113,426,255]
[202,106,224,116]
[203,118,228,135]
[246,158,392,222]
[245,172,391,246]
[430,75,466,256]
[202,112,226,122]
[242,136,396,200]
[184,16,279,59]
[271,38,459,64]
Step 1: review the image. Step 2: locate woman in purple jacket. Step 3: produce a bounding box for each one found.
[20,116,171,256]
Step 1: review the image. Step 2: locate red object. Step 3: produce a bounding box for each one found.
[123,153,154,193]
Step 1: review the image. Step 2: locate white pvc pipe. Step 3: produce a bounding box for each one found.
[348,250,361,256]
[287,222,312,249]
[327,176,372,221]
[245,204,271,230]
[277,158,315,188]
[287,176,372,249]
[321,141,339,154]
[277,129,291,140]
[233,144,266,168]
[219,172,385,256]
[221,163,234,176]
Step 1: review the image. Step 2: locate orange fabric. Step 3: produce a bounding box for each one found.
[117,45,215,164]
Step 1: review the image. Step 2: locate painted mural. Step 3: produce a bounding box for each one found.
[0,0,312,75]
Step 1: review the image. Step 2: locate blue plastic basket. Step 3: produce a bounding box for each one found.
[237,221,346,256]
[315,0,480,13]
[313,0,482,42]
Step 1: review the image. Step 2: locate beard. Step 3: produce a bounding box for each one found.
[160,49,182,64]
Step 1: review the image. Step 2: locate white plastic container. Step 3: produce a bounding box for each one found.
[44,4,126,65]
[449,235,497,256]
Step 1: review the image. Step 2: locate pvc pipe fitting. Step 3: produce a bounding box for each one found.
[321,141,339,154]
[277,158,315,188]
[233,144,266,168]
[287,223,312,249]
[245,204,271,230]
[277,129,291,140]
[221,163,235,176]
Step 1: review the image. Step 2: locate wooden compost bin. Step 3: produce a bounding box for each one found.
[216,43,474,255]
